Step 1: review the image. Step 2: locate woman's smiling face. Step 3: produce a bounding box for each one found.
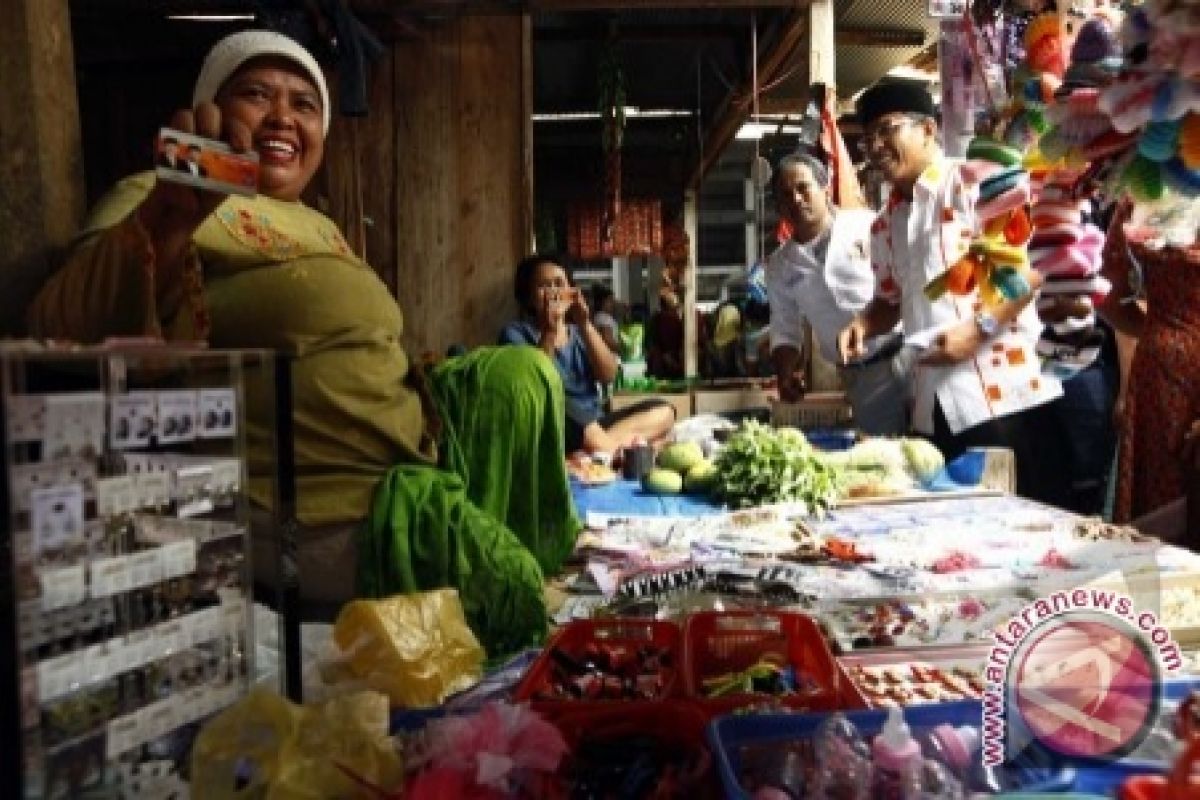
[217,56,324,201]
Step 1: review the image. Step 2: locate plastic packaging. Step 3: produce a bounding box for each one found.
[331,589,485,709]
[808,714,871,799]
[871,707,923,800]
[919,724,980,780]
[190,688,402,800]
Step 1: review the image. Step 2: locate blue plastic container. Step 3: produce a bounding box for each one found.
[709,701,1074,799]
[806,428,856,452]
[706,697,1182,799]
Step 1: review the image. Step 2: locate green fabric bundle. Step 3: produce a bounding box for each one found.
[359,346,582,656]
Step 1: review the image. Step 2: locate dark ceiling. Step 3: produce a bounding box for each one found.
[68,0,936,246]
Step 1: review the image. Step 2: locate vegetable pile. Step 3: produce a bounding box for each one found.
[711,421,845,514]
[819,436,946,497]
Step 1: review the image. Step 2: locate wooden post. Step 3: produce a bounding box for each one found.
[743,178,757,268]
[808,0,836,87]
[807,0,843,391]
[0,0,85,335]
[683,189,699,379]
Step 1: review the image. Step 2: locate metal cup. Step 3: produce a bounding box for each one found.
[622,444,656,481]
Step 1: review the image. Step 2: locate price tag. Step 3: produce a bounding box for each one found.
[213,684,241,713]
[79,642,114,686]
[141,697,179,743]
[189,607,222,645]
[179,687,209,726]
[175,465,214,519]
[30,484,85,557]
[156,390,198,445]
[221,597,247,636]
[96,476,136,518]
[135,471,172,511]
[928,0,965,17]
[156,620,187,659]
[40,565,86,611]
[90,556,133,598]
[198,388,237,438]
[111,392,156,450]
[211,459,242,496]
[44,392,106,460]
[128,550,163,590]
[122,629,155,673]
[37,652,81,702]
[160,539,197,579]
[107,713,143,759]
[8,395,46,444]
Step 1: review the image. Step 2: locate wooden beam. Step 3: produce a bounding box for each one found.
[687,8,808,191]
[357,0,806,9]
[535,23,744,43]
[683,189,698,379]
[0,0,85,336]
[809,0,834,87]
[837,26,925,47]
[755,95,804,115]
[909,41,939,71]
[533,0,806,8]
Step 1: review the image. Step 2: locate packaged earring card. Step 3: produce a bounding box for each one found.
[0,345,278,799]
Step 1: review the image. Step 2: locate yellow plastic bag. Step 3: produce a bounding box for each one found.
[190,688,402,800]
[333,589,485,708]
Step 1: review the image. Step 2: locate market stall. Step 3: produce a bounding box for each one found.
[13,0,1200,795]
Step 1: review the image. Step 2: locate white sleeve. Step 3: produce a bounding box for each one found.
[766,252,806,353]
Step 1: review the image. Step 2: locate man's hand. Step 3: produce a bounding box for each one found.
[838,316,870,365]
[920,319,983,365]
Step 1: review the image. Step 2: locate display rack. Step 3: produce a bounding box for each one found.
[0,345,275,799]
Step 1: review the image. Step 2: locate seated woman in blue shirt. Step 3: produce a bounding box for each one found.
[500,255,675,454]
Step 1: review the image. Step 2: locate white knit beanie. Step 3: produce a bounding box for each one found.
[193,30,331,134]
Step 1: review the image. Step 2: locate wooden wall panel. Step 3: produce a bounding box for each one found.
[318,49,398,294]
[394,23,460,360]
[0,0,85,335]
[393,14,531,359]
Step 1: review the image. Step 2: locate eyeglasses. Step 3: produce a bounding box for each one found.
[861,117,917,151]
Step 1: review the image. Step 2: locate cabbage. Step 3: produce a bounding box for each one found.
[901,437,945,483]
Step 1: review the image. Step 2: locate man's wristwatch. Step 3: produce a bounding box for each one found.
[974,311,1000,338]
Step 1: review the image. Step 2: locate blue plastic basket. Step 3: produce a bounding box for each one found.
[707,698,1181,799]
[805,428,856,452]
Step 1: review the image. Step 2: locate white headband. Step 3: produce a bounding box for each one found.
[193,30,330,134]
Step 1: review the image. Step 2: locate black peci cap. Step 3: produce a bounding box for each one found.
[856,81,936,129]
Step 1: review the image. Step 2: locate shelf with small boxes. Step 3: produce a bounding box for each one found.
[1,344,277,800]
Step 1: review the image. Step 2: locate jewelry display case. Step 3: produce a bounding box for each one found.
[0,345,277,799]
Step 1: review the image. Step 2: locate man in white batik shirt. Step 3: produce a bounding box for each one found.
[767,149,908,435]
[838,82,1069,507]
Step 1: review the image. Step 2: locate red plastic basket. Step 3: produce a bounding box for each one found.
[683,611,842,716]
[512,618,682,715]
